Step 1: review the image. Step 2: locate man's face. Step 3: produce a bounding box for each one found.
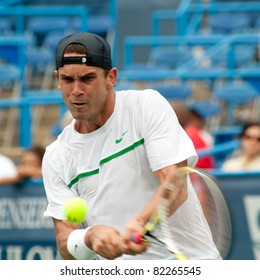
[55,55,116,123]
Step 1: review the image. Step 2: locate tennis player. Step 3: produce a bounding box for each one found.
[42,32,221,260]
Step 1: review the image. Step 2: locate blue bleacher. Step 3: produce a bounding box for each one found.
[0,0,259,147]
[0,0,118,62]
[117,0,260,170]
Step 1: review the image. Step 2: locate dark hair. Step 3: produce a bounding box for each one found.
[26,145,45,162]
[64,43,87,55]
[239,122,260,138]
[190,108,204,120]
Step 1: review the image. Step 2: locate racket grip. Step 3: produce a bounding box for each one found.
[131,232,144,244]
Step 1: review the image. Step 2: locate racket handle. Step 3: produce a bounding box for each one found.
[131,232,144,244]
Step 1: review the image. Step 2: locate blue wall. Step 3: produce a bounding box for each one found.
[213,172,260,260]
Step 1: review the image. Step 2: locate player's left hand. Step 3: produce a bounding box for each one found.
[122,216,149,254]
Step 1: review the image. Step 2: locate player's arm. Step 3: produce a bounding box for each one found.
[53,218,81,260]
[53,218,147,260]
[124,160,188,235]
[154,160,188,215]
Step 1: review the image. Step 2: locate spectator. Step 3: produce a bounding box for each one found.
[170,101,190,127]
[222,122,260,172]
[0,154,18,181]
[0,145,45,185]
[171,101,215,169]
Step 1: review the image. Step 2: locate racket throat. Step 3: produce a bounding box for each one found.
[144,231,183,257]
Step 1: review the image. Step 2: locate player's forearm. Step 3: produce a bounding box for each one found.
[138,162,188,223]
[57,238,76,260]
[136,181,187,226]
[135,185,166,225]
[53,218,80,260]
[56,227,77,260]
[165,178,188,215]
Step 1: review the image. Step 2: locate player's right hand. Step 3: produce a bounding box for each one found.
[85,225,147,259]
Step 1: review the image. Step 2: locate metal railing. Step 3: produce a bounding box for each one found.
[152,1,260,35]
[120,34,260,81]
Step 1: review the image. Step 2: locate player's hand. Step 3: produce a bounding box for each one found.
[122,216,149,254]
[85,224,148,259]
[124,216,146,237]
[85,225,125,259]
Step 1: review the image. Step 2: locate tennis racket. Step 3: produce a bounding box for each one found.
[131,166,232,260]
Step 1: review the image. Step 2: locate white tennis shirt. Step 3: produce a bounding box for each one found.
[42,89,221,259]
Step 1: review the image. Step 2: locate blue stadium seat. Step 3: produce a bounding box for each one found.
[210,45,256,69]
[26,46,54,89]
[149,46,192,69]
[0,17,13,34]
[188,100,220,118]
[213,82,258,125]
[0,39,26,88]
[26,16,71,46]
[26,46,54,73]
[43,30,70,53]
[148,83,192,100]
[208,12,252,34]
[244,75,260,94]
[213,125,242,145]
[0,63,22,147]
[253,14,260,29]
[0,64,20,85]
[27,16,70,35]
[72,15,114,39]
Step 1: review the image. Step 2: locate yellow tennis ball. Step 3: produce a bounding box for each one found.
[63,197,88,224]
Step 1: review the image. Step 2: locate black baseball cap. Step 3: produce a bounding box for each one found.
[55,32,112,70]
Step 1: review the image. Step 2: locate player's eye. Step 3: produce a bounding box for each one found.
[61,76,74,83]
[80,75,95,82]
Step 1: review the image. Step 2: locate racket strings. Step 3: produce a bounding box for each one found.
[189,170,232,259]
[158,197,188,260]
[208,187,232,258]
[137,167,232,260]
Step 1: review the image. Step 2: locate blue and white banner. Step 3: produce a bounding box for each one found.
[0,184,58,260]
[0,173,260,260]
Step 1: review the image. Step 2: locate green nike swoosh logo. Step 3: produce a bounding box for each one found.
[115,130,128,144]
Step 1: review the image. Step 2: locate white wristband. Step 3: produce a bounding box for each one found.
[67,227,96,260]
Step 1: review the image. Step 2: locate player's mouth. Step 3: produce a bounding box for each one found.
[72,102,87,109]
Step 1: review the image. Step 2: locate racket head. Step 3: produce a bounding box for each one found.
[132,166,232,260]
[187,167,232,259]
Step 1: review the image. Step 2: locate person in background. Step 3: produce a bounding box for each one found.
[0,145,45,185]
[222,122,260,172]
[0,154,18,181]
[170,100,190,127]
[171,101,215,169]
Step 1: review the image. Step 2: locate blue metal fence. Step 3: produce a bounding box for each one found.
[121,34,260,78]
[151,1,260,36]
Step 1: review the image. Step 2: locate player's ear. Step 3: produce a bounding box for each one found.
[106,68,117,89]
[54,70,61,89]
[54,70,59,79]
